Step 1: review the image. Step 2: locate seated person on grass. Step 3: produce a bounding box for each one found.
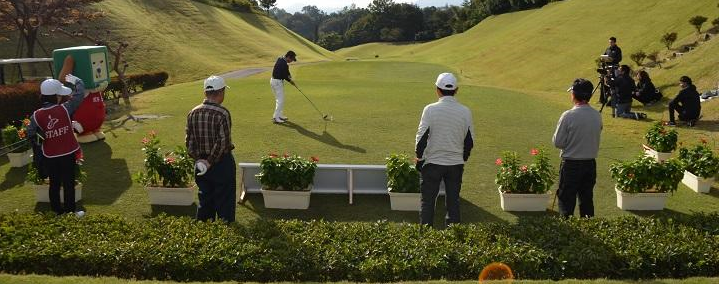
[633,70,662,106]
[667,76,701,127]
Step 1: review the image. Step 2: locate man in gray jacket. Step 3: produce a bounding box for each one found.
[553,78,602,218]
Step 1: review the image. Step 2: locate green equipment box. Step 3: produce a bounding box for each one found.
[53,46,110,90]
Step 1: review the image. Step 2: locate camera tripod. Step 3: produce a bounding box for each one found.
[592,75,613,116]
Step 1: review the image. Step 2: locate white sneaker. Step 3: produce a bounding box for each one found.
[272,118,285,124]
[75,211,85,218]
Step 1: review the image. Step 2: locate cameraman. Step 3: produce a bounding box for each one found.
[606,65,645,120]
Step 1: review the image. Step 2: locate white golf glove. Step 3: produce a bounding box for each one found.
[195,160,209,176]
[65,74,81,85]
[72,121,84,133]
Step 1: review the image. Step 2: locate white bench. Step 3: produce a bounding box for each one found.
[238,163,444,205]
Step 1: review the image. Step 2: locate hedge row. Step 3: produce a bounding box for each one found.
[104,71,169,101]
[1,213,718,282]
[0,82,41,130]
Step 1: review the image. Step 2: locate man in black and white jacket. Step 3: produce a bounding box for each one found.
[270,51,297,124]
[415,72,474,227]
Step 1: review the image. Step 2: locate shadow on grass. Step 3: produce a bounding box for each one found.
[240,194,505,225]
[0,166,28,191]
[626,208,693,219]
[149,204,198,218]
[81,142,132,205]
[281,121,366,153]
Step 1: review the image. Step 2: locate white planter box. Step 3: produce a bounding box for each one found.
[34,183,83,203]
[261,188,311,209]
[615,187,670,211]
[147,186,196,206]
[7,150,31,168]
[388,191,421,211]
[643,144,671,162]
[682,171,714,193]
[498,188,552,211]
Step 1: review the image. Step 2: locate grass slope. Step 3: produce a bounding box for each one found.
[0,0,336,83]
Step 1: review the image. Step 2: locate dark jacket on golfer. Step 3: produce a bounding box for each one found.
[186,100,236,222]
[669,84,701,122]
[603,45,622,65]
[415,96,474,226]
[27,80,85,215]
[272,57,292,82]
[553,103,602,218]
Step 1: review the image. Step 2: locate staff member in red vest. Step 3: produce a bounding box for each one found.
[27,73,86,215]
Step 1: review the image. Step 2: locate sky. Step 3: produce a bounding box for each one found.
[275,0,465,13]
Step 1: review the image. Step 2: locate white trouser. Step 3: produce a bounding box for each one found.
[270,78,285,119]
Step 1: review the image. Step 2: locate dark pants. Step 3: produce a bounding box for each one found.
[420,163,464,226]
[196,153,236,222]
[668,100,699,123]
[44,152,76,214]
[557,159,596,218]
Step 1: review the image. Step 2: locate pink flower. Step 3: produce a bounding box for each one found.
[310,156,319,162]
[269,153,278,158]
[530,148,539,156]
[141,137,149,145]
[520,165,528,172]
[283,153,289,158]
[495,158,503,166]
[165,157,176,164]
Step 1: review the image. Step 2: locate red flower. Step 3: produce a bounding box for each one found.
[17,129,26,139]
[701,138,708,144]
[628,173,635,178]
[22,118,31,126]
[141,137,149,145]
[530,148,539,156]
[165,157,176,164]
[310,156,319,162]
[283,152,289,158]
[269,153,278,158]
[495,158,503,166]
[520,165,528,172]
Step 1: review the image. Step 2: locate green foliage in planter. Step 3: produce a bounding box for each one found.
[679,141,719,179]
[256,153,318,191]
[645,122,678,153]
[386,153,420,193]
[1,213,719,282]
[610,154,684,193]
[2,123,29,153]
[135,131,194,188]
[495,148,554,194]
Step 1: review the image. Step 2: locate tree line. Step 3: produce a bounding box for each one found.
[270,0,564,50]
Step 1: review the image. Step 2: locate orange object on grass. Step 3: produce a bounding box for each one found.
[478,262,514,283]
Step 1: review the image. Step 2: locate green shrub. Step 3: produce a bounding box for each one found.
[386,153,420,193]
[495,148,554,194]
[678,140,719,179]
[104,71,169,102]
[0,213,718,281]
[645,122,678,152]
[609,154,684,193]
[256,153,318,191]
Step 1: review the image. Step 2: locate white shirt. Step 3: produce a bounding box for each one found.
[415,96,474,166]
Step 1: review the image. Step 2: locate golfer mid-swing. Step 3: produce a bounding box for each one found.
[270,51,297,124]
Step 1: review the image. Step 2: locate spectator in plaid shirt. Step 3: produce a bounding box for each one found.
[186,76,236,222]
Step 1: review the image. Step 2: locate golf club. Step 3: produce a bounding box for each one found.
[293,84,333,121]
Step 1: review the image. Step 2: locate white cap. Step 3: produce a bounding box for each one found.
[203,75,228,92]
[435,73,458,90]
[40,79,72,96]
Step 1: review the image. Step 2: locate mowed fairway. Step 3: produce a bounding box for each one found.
[1,61,717,224]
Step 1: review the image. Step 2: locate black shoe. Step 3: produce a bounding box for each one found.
[280,116,288,121]
[639,113,647,120]
[688,120,697,127]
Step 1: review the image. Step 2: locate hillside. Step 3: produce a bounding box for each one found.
[337,0,719,97]
[0,0,336,83]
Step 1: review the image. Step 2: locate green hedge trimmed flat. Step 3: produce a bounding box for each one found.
[1,213,718,282]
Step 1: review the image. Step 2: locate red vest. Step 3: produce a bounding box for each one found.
[33,105,80,158]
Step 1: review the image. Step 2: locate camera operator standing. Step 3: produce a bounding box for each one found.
[603,37,622,66]
[605,65,646,120]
